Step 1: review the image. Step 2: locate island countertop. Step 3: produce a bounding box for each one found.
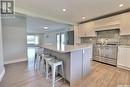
[41,44,92,53]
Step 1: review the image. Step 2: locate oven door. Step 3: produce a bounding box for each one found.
[104,45,118,59]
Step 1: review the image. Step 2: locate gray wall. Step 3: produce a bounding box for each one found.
[2,15,27,63]
[0,13,4,80]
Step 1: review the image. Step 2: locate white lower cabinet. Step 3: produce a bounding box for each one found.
[117,46,130,70]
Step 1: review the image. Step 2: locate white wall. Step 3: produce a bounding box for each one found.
[0,12,5,81]
[38,33,44,46]
[26,16,71,33]
[2,15,27,64]
[43,28,73,46]
[74,25,80,45]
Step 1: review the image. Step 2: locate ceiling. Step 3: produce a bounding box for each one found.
[15,0,130,24]
[27,16,72,33]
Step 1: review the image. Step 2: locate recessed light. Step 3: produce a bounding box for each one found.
[43,27,48,29]
[62,9,66,12]
[82,17,86,19]
[119,4,124,7]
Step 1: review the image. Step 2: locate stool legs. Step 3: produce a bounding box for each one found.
[39,55,42,70]
[52,66,56,87]
[34,53,37,69]
[45,61,49,80]
[61,64,64,79]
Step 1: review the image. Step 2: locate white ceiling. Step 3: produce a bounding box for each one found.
[15,0,130,24]
[27,16,72,33]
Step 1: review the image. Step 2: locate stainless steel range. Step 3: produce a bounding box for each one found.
[93,43,118,66]
[93,29,119,66]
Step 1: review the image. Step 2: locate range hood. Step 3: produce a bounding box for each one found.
[94,24,120,32]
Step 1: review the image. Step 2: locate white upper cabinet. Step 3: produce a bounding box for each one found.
[94,12,130,35]
[120,12,130,35]
[78,22,96,37]
[94,15,120,31]
[77,12,130,37]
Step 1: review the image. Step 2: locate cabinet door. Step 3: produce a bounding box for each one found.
[82,49,91,78]
[126,48,130,68]
[85,22,96,37]
[94,15,120,31]
[78,24,86,37]
[117,47,127,67]
[78,22,96,37]
[120,12,130,35]
[70,50,82,84]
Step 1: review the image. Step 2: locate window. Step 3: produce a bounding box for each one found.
[27,35,39,45]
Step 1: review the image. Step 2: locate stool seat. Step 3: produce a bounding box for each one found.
[48,59,62,67]
[44,56,54,61]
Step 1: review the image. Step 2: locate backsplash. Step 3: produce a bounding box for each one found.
[96,29,120,44]
[81,29,130,45]
[96,29,119,39]
[81,37,96,44]
[120,35,130,45]
[81,29,120,44]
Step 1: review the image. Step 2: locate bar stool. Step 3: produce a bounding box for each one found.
[47,59,64,87]
[42,54,54,79]
[40,54,50,72]
[34,53,42,70]
[34,47,44,70]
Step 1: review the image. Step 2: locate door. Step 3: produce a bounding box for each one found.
[105,45,117,59]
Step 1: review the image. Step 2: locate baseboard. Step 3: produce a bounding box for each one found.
[117,65,130,70]
[0,68,5,82]
[4,58,28,65]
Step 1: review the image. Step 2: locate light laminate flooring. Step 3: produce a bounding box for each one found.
[0,61,130,87]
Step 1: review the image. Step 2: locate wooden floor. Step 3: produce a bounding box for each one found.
[0,61,130,87]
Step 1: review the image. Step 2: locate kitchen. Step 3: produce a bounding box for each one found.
[0,0,130,87]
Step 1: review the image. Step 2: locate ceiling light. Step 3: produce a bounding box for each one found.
[119,4,124,7]
[82,17,86,19]
[43,27,48,29]
[62,9,66,12]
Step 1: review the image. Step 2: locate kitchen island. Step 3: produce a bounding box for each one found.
[43,45,92,85]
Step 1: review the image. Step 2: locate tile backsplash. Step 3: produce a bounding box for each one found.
[96,29,119,39]
[80,29,130,45]
[120,35,130,45]
[81,37,96,44]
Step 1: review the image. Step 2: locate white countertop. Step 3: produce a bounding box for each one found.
[118,45,130,48]
[41,44,92,53]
